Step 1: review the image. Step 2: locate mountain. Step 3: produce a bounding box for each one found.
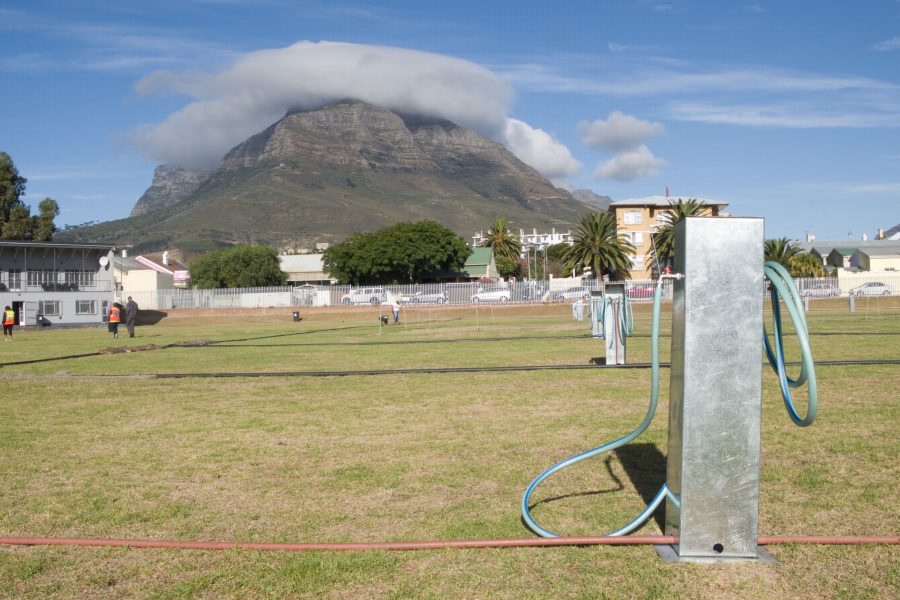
[571,189,612,212]
[131,165,213,216]
[58,100,592,253]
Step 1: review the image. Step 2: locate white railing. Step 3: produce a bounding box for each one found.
[120,274,899,311]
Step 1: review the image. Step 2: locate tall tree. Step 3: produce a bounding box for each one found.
[0,152,59,240]
[0,151,27,226]
[323,220,471,284]
[1,205,32,240]
[479,217,521,262]
[33,198,60,241]
[189,245,287,288]
[563,210,634,281]
[650,198,707,274]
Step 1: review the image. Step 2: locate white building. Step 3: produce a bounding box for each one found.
[0,241,116,327]
[471,227,574,255]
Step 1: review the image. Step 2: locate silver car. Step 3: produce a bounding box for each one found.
[802,283,840,298]
[402,290,447,304]
[471,287,511,303]
[555,286,591,301]
[850,281,894,296]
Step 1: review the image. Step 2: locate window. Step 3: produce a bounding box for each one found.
[623,210,643,225]
[4,269,21,291]
[656,211,672,225]
[76,300,96,314]
[65,270,95,287]
[625,231,643,246]
[39,300,60,316]
[630,255,644,270]
[28,269,58,286]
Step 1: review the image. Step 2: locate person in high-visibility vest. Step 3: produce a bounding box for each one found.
[108,303,122,339]
[3,306,14,342]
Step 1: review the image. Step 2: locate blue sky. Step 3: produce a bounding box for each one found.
[2,0,899,241]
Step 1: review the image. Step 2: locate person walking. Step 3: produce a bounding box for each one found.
[108,302,122,339]
[3,305,14,341]
[392,299,401,324]
[125,296,139,338]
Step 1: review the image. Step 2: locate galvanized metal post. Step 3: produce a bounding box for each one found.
[661,217,770,562]
[604,284,626,365]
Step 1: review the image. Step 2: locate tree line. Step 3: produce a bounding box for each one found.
[185,202,824,288]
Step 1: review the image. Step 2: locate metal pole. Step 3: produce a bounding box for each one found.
[664,217,765,562]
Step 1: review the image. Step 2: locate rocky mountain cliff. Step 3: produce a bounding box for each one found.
[131,165,213,216]
[60,100,593,253]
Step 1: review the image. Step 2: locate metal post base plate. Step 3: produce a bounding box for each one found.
[654,545,778,564]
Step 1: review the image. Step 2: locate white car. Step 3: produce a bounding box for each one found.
[802,283,840,298]
[340,287,387,305]
[850,282,894,296]
[471,288,511,303]
[555,286,591,301]
[402,290,447,304]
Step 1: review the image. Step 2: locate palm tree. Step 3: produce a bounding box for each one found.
[563,211,634,281]
[480,217,521,262]
[764,237,802,268]
[650,198,707,275]
[787,252,826,278]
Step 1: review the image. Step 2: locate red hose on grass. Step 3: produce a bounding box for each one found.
[0,534,896,552]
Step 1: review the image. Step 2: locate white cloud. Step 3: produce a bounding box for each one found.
[594,145,667,181]
[849,182,900,194]
[502,119,581,180]
[132,41,516,168]
[669,101,900,128]
[577,111,665,151]
[872,36,900,51]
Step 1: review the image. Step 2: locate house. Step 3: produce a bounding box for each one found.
[137,251,191,288]
[850,249,900,272]
[463,247,499,281]
[113,254,174,307]
[825,248,858,270]
[608,195,728,279]
[800,240,900,269]
[279,254,334,285]
[0,241,116,327]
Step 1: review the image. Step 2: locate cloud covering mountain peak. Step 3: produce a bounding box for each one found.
[131,41,578,179]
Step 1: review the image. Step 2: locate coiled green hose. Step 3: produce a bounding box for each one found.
[763,261,818,426]
[522,263,818,537]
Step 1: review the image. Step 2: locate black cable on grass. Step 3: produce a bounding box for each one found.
[208,333,593,348]
[144,358,900,379]
[2,318,897,368]
[0,323,377,368]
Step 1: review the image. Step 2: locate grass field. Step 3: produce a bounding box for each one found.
[1,299,898,599]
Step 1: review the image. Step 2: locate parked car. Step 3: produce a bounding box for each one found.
[340,287,387,305]
[555,286,591,301]
[471,287,511,303]
[626,282,656,299]
[401,290,447,304]
[850,281,894,296]
[801,282,840,298]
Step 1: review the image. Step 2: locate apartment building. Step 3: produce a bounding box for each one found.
[609,195,728,279]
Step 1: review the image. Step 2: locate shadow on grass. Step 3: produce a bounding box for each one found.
[523,444,667,533]
[615,442,667,530]
[526,456,624,511]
